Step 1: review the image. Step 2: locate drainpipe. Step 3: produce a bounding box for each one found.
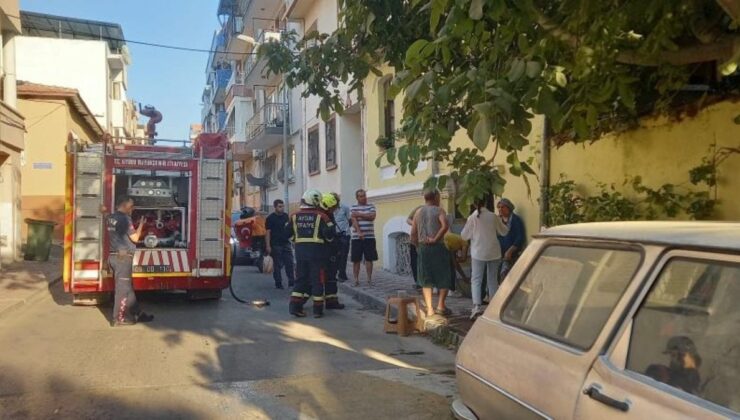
[539,116,551,230]
[282,85,289,208]
[3,35,17,107]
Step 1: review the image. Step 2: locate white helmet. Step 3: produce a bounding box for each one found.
[302,189,322,207]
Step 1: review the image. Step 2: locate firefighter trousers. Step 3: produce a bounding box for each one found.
[110,254,140,324]
[324,252,343,309]
[290,258,326,315]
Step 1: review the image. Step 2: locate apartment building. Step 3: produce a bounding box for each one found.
[0,0,26,265]
[202,0,365,212]
[16,11,138,141]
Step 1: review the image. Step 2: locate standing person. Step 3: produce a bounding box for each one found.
[265,199,295,289]
[461,198,510,319]
[410,189,451,317]
[350,189,378,286]
[320,193,345,310]
[106,195,154,326]
[406,205,423,289]
[497,198,526,281]
[289,189,336,318]
[331,192,351,282]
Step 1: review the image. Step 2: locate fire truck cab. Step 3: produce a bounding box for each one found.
[63,134,232,304]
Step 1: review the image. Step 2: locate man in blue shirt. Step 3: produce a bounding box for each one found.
[331,193,351,282]
[496,198,526,281]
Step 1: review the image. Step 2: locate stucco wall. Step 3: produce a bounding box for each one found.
[18,98,99,240]
[549,101,740,221]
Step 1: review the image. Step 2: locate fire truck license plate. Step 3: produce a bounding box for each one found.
[135,265,172,273]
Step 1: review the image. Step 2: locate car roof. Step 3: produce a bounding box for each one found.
[538,221,740,251]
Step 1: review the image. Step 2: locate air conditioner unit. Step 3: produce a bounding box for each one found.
[252,149,265,160]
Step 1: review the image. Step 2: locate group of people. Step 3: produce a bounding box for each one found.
[408,190,525,320]
[264,189,380,318]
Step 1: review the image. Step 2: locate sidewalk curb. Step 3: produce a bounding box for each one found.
[0,275,61,320]
[338,282,466,350]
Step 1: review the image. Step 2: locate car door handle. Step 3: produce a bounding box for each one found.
[584,385,630,412]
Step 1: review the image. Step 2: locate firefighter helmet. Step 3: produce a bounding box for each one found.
[302,189,322,207]
[320,193,338,210]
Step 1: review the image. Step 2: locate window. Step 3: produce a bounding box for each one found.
[380,77,395,149]
[325,117,337,170]
[308,125,320,175]
[264,155,276,187]
[626,258,740,413]
[288,144,296,180]
[502,245,641,350]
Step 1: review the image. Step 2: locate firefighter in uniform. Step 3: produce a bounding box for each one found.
[107,195,154,326]
[289,189,336,318]
[320,193,345,310]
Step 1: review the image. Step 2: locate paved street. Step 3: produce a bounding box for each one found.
[0,266,457,419]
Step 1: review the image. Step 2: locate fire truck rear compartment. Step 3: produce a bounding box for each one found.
[113,172,190,249]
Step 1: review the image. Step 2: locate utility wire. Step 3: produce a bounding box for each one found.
[21,21,260,55]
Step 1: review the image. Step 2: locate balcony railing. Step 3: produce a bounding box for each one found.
[217,110,228,132]
[246,103,288,143]
[225,71,251,108]
[245,30,282,78]
[215,67,232,90]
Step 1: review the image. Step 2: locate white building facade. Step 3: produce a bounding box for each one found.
[16,12,137,140]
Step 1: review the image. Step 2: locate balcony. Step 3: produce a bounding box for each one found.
[246,103,288,150]
[225,71,252,109]
[213,67,233,104]
[244,30,282,86]
[286,0,312,19]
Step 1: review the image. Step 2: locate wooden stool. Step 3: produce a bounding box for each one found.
[384,296,421,336]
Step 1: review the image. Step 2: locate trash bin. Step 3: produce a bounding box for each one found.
[24,219,57,262]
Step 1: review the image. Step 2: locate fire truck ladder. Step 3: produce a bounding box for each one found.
[197,159,226,276]
[71,144,105,289]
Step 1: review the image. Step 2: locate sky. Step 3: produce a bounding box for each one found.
[21,0,221,140]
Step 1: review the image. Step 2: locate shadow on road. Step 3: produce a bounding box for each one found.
[0,365,205,419]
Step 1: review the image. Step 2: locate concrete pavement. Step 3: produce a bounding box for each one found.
[0,265,457,419]
[337,265,478,349]
[0,246,62,319]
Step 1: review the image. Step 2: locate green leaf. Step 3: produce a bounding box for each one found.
[507,59,526,82]
[365,12,376,33]
[319,102,331,121]
[489,0,506,19]
[521,161,536,175]
[406,77,427,100]
[536,87,559,117]
[526,61,542,79]
[618,82,636,110]
[473,115,491,152]
[554,71,567,88]
[438,175,449,190]
[492,176,506,196]
[374,154,384,168]
[405,39,430,67]
[424,176,438,191]
[469,0,484,20]
[518,34,530,53]
[430,0,449,34]
[398,145,409,166]
[386,147,397,164]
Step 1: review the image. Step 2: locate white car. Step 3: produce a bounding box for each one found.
[453,221,740,419]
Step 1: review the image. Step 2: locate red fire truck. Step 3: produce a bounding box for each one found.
[63,134,232,304]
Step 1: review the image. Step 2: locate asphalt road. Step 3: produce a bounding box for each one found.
[0,266,457,419]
